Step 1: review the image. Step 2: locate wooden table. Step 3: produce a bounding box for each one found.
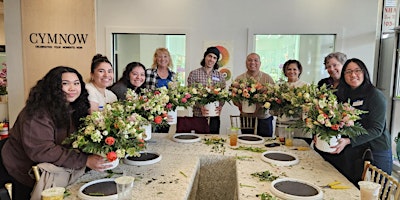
[65,133,360,200]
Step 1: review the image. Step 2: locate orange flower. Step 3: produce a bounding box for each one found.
[331,124,340,131]
[138,139,145,147]
[106,151,117,162]
[154,115,163,124]
[105,136,115,146]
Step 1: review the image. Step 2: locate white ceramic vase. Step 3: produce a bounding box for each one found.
[167,109,177,125]
[101,157,119,170]
[203,101,219,117]
[241,101,256,113]
[142,124,152,141]
[315,134,341,153]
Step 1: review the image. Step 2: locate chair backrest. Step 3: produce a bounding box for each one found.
[230,115,257,134]
[362,161,400,200]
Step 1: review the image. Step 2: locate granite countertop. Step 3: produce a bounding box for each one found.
[65,133,360,200]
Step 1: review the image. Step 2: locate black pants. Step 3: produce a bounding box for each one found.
[208,116,220,134]
[241,116,273,137]
[0,139,33,200]
[154,124,170,133]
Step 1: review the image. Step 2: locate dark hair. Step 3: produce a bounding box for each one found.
[114,62,146,91]
[200,47,220,70]
[282,59,303,77]
[91,54,112,73]
[25,66,90,130]
[337,58,374,101]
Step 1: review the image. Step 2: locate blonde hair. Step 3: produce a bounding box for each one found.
[151,48,174,69]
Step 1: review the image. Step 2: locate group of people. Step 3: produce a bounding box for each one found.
[0,47,181,199]
[0,46,393,199]
[231,51,392,188]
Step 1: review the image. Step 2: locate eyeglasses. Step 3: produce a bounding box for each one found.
[344,69,363,75]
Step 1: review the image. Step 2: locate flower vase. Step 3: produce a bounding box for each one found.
[167,109,177,125]
[142,124,152,141]
[242,101,256,113]
[204,101,219,117]
[101,157,119,170]
[315,134,341,153]
[277,114,290,122]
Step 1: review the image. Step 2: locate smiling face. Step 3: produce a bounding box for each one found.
[325,57,343,81]
[285,63,300,82]
[344,61,364,89]
[129,66,145,87]
[156,52,170,69]
[204,53,218,69]
[62,72,81,103]
[246,53,261,73]
[91,62,114,88]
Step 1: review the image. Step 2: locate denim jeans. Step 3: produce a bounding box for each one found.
[372,149,393,175]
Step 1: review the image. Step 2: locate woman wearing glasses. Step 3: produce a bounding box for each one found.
[325,58,392,186]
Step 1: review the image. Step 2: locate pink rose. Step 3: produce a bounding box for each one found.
[181,98,187,103]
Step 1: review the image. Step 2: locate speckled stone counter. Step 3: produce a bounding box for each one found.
[65,133,360,200]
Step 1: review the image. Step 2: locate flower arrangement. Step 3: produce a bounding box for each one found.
[63,101,148,162]
[191,83,230,105]
[259,82,303,117]
[63,87,171,162]
[296,84,367,142]
[229,77,265,105]
[0,62,7,95]
[165,81,196,111]
[125,87,169,126]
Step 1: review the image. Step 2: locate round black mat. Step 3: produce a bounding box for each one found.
[127,152,159,161]
[238,135,262,141]
[175,135,199,140]
[82,181,117,196]
[263,152,296,161]
[274,180,319,196]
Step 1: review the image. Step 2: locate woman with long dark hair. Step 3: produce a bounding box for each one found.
[110,62,146,100]
[0,66,110,199]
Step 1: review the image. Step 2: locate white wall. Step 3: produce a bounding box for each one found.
[95,0,381,133]
[5,0,382,130]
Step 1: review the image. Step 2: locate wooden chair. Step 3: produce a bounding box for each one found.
[0,183,12,200]
[230,115,258,134]
[362,161,400,200]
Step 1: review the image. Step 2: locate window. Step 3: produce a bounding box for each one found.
[254,34,336,84]
[112,33,186,84]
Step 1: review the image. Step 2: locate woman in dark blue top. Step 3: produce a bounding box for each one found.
[324,58,392,186]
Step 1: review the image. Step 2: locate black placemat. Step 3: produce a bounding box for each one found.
[274,180,319,196]
[82,181,117,196]
[263,152,295,161]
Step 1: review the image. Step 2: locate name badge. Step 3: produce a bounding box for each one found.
[212,76,220,81]
[352,100,363,107]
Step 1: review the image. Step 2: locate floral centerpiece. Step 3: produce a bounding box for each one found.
[191,83,230,105]
[0,62,7,96]
[125,87,169,126]
[165,81,196,111]
[296,84,367,143]
[63,87,170,162]
[260,82,303,118]
[63,101,148,162]
[229,77,265,105]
